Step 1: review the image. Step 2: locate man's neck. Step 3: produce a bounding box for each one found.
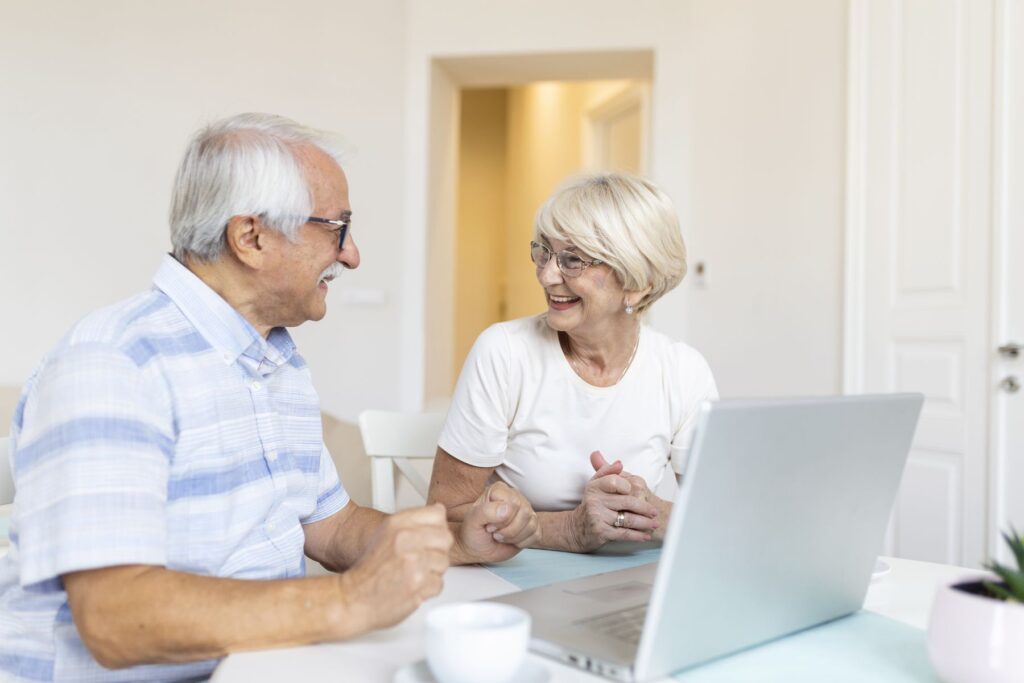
[182,255,273,338]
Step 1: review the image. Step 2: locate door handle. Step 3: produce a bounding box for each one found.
[998,342,1023,359]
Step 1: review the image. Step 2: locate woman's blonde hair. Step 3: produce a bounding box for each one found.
[534,172,687,313]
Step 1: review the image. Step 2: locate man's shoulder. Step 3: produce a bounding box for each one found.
[56,288,189,362]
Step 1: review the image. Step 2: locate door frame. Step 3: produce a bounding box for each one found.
[404,51,655,410]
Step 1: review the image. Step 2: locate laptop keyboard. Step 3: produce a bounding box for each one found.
[577,604,648,645]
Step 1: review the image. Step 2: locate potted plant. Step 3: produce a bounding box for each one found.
[927,529,1024,682]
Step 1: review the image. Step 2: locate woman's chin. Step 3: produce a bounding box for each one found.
[544,308,579,331]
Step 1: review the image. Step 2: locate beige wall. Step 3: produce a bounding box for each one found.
[454,89,508,380]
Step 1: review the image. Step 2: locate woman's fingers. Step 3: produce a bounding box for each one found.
[607,509,659,532]
[589,450,624,479]
[594,474,633,495]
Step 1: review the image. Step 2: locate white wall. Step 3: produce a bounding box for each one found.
[0,0,407,421]
[1,0,849,424]
[674,1,847,397]
[406,0,847,403]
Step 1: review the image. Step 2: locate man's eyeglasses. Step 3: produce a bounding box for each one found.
[307,216,350,250]
[530,241,603,278]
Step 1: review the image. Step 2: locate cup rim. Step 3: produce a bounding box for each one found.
[426,601,530,631]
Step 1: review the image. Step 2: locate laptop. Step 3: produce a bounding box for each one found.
[492,394,924,682]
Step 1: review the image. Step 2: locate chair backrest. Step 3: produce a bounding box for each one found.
[358,410,445,513]
[0,436,13,506]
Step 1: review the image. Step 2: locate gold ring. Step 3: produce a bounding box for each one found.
[614,511,626,528]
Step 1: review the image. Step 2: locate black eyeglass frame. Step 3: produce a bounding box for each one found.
[530,240,604,278]
[307,216,350,250]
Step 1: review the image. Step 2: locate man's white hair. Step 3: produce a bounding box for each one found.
[534,172,687,314]
[169,113,346,262]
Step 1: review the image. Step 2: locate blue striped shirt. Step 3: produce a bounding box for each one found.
[0,255,349,682]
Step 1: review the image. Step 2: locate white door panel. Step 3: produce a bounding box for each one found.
[848,0,993,566]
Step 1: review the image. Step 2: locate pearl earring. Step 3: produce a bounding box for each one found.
[625,302,635,315]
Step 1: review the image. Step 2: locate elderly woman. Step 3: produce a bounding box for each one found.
[428,173,718,553]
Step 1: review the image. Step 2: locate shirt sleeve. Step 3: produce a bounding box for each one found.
[303,444,349,524]
[13,343,174,590]
[438,324,514,467]
[669,346,719,477]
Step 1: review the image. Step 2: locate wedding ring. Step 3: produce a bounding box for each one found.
[614,511,626,528]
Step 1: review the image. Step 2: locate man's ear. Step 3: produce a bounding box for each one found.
[224,215,267,268]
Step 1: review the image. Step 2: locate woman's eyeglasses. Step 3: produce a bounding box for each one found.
[530,241,603,278]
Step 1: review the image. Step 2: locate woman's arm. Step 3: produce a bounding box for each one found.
[533,454,662,552]
[429,448,660,553]
[428,448,540,551]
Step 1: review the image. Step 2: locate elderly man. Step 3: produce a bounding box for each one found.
[0,113,538,682]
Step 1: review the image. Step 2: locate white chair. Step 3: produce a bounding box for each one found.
[358,410,445,513]
[0,436,13,506]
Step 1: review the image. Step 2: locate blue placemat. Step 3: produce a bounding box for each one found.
[486,548,935,681]
[486,542,662,590]
[674,612,935,682]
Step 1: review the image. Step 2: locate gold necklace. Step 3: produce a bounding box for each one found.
[564,328,641,386]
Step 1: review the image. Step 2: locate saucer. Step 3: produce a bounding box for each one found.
[394,658,550,683]
[871,558,891,580]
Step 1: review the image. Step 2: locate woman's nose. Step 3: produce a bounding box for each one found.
[536,256,562,285]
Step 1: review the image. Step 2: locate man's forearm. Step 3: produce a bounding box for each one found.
[64,565,375,669]
[305,504,389,572]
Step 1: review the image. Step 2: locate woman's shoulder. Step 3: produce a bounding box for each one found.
[640,326,718,404]
[643,325,706,361]
[466,315,552,363]
[642,326,714,379]
[477,315,552,345]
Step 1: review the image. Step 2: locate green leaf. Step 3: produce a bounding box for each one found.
[982,581,1018,602]
[1004,528,1024,572]
[984,561,1024,602]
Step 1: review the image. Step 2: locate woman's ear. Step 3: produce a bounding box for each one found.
[626,284,654,310]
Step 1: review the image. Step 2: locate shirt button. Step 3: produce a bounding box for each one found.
[222,352,232,364]
[266,450,278,462]
[250,381,261,391]
[266,521,276,531]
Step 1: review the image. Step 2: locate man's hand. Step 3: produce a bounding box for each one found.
[453,482,539,564]
[337,504,453,631]
[569,451,660,552]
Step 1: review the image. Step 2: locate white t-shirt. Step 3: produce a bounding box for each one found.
[438,315,719,511]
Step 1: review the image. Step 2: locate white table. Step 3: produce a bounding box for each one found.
[211,556,982,683]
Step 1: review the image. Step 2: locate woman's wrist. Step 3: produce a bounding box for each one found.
[652,497,672,541]
[533,509,588,553]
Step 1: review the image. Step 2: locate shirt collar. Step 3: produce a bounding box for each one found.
[152,254,296,367]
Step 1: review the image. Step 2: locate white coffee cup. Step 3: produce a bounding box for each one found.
[425,602,531,683]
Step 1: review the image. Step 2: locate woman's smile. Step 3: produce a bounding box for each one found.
[547,293,581,311]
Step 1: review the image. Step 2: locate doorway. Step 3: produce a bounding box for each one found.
[453,80,650,383]
[421,51,655,407]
